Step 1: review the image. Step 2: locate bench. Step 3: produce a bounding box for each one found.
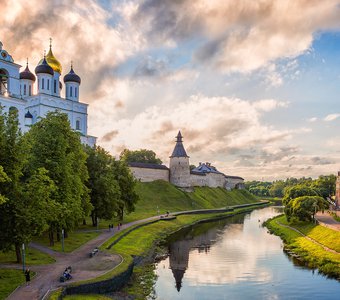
[89,247,99,258]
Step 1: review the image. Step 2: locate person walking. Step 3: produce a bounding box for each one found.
[24,268,30,286]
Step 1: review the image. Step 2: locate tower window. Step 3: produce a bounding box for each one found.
[29,85,32,96]
[0,69,9,95]
[47,79,49,90]
[70,86,73,97]
[76,120,80,130]
[75,87,77,97]
[54,80,57,93]
[23,85,26,95]
[42,78,44,89]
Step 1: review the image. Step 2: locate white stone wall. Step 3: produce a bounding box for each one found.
[206,173,225,188]
[225,177,244,190]
[129,166,169,182]
[191,174,207,187]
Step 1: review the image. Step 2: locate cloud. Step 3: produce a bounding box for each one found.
[324,113,340,122]
[133,0,340,73]
[101,130,119,142]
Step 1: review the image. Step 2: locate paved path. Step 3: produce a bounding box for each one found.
[315,211,340,231]
[4,215,163,300]
[276,221,339,254]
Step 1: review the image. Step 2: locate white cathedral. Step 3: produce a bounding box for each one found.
[0,40,96,146]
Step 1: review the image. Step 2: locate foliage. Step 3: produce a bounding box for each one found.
[85,146,139,224]
[0,246,55,264]
[245,181,271,197]
[25,112,91,244]
[284,196,327,222]
[85,145,121,226]
[0,165,9,204]
[283,185,319,205]
[120,148,162,164]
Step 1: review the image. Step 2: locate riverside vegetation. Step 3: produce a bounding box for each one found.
[265,215,340,279]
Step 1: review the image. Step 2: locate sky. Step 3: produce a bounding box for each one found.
[1,0,340,181]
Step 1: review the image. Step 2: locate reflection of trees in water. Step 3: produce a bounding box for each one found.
[168,213,247,291]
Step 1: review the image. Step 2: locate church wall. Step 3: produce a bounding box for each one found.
[0,95,27,131]
[129,166,169,182]
[0,60,21,96]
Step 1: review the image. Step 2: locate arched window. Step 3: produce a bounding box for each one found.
[70,86,73,97]
[9,106,18,118]
[75,87,77,98]
[47,79,49,90]
[23,85,26,95]
[0,69,9,95]
[42,78,45,89]
[54,80,57,93]
[76,120,81,130]
[29,85,32,96]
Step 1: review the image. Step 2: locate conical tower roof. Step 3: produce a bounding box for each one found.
[170,131,189,158]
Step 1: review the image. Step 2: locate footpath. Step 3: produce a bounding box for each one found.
[315,211,340,231]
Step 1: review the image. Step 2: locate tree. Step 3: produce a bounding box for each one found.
[25,111,91,245]
[311,175,336,199]
[285,196,327,222]
[0,166,9,204]
[85,146,120,226]
[112,160,139,221]
[283,184,318,205]
[269,180,285,198]
[120,149,162,164]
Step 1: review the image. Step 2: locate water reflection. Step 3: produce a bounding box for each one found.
[154,207,340,300]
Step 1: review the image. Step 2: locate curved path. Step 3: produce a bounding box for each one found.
[3,215,163,300]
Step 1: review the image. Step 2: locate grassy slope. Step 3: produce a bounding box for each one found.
[124,180,258,222]
[265,215,340,278]
[0,246,54,265]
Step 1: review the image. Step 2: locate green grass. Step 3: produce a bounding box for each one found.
[265,215,340,278]
[0,246,55,265]
[0,269,35,299]
[124,180,258,222]
[34,231,100,253]
[63,295,113,300]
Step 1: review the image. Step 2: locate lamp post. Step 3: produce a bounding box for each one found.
[61,229,64,252]
[22,243,26,272]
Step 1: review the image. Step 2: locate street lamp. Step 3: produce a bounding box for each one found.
[61,229,65,252]
[22,243,26,272]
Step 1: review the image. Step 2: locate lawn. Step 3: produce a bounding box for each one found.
[34,231,100,253]
[0,269,32,299]
[0,246,54,265]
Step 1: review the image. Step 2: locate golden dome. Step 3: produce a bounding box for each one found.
[38,45,62,74]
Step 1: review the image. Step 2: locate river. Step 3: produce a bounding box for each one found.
[151,207,340,299]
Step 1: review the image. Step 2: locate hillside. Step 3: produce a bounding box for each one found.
[124,180,259,222]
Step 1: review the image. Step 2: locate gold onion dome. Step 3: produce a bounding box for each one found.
[38,41,62,74]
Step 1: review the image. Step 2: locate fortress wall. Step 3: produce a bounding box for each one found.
[129,167,169,182]
[191,174,207,187]
[225,177,244,190]
[206,173,225,188]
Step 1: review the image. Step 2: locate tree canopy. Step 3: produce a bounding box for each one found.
[120,149,162,164]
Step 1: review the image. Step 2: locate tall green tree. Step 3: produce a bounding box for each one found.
[120,149,162,164]
[25,111,90,245]
[283,184,318,205]
[112,160,139,221]
[85,145,120,226]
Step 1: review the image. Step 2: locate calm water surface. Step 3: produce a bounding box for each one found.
[152,207,340,300]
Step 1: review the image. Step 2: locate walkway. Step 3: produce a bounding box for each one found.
[315,211,340,231]
[4,215,163,300]
[276,221,339,254]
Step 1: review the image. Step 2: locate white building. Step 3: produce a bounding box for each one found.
[0,40,96,146]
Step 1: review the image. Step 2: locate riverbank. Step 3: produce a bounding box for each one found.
[58,202,269,299]
[265,215,340,279]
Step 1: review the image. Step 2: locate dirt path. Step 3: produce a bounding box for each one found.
[276,221,339,254]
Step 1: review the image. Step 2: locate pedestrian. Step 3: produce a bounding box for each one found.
[24,268,30,286]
